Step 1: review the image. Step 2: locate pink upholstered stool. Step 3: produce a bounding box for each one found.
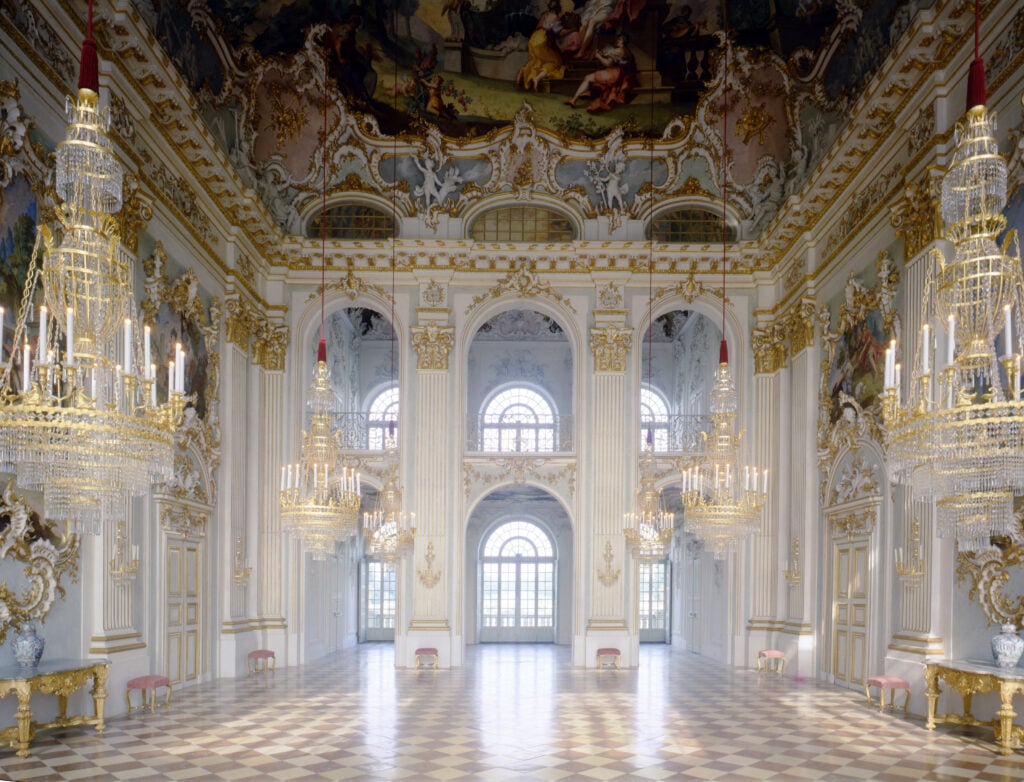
[126,674,172,714]
[757,649,786,674]
[247,649,276,675]
[596,648,621,669]
[865,675,910,714]
[414,648,439,669]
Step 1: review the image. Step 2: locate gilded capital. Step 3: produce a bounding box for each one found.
[788,298,818,356]
[590,326,633,373]
[225,298,255,349]
[411,323,455,370]
[752,326,786,374]
[254,324,289,371]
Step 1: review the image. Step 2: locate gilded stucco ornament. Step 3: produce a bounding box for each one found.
[596,282,622,309]
[421,280,447,307]
[0,80,49,196]
[891,172,942,262]
[597,542,620,587]
[253,323,289,371]
[788,298,818,356]
[418,541,441,588]
[411,323,455,371]
[0,482,79,646]
[224,297,258,349]
[590,326,633,373]
[956,524,1024,628]
[463,458,575,501]
[318,271,391,304]
[466,263,575,315]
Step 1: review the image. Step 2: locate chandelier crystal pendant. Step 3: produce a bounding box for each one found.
[0,0,183,533]
[362,434,415,562]
[624,439,674,561]
[679,10,767,559]
[881,0,1024,553]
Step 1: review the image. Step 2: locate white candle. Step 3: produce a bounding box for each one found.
[895,362,901,390]
[287,464,293,490]
[168,360,175,395]
[745,465,750,492]
[22,341,29,390]
[176,343,184,393]
[124,318,132,372]
[281,466,286,491]
[921,324,930,374]
[762,469,768,494]
[39,306,47,361]
[144,325,151,377]
[150,364,157,406]
[947,315,955,365]
[313,465,318,490]
[883,347,892,388]
[66,307,74,365]
[356,472,361,494]
[91,367,97,399]
[1005,305,1013,356]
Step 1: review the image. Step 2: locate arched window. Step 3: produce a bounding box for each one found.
[481,387,556,452]
[641,386,671,452]
[367,386,399,450]
[651,207,737,243]
[481,520,555,635]
[470,206,576,242]
[307,203,395,240]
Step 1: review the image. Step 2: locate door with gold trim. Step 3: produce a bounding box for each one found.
[166,536,203,685]
[831,537,869,690]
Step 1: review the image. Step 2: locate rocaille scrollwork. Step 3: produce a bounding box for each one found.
[956,525,1024,628]
[0,482,79,646]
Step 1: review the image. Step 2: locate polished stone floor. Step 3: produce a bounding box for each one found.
[1,643,1022,781]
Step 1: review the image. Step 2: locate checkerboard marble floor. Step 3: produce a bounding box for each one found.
[2,643,1023,781]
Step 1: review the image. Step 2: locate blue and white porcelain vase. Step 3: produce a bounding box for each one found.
[991,623,1024,668]
[12,623,45,667]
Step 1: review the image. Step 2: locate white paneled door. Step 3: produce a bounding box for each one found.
[166,536,203,685]
[831,538,869,690]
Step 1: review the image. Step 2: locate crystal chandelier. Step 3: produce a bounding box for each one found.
[680,23,767,559]
[279,345,362,557]
[882,0,1024,553]
[0,0,183,533]
[279,15,361,559]
[363,434,415,562]
[360,52,414,565]
[624,439,674,560]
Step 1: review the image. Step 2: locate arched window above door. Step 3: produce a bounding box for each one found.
[478,386,559,453]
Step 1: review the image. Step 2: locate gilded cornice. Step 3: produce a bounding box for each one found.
[590,326,633,373]
[787,297,818,356]
[410,324,455,371]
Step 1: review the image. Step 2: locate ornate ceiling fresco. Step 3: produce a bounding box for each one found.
[127,0,927,240]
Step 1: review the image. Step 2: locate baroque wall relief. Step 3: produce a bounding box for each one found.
[0,482,79,646]
[956,513,1024,629]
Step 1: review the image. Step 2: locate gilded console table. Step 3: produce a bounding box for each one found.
[923,659,1024,755]
[0,658,109,758]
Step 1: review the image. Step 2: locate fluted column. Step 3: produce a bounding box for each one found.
[583,315,633,666]
[888,170,947,660]
[257,337,286,627]
[406,315,455,666]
